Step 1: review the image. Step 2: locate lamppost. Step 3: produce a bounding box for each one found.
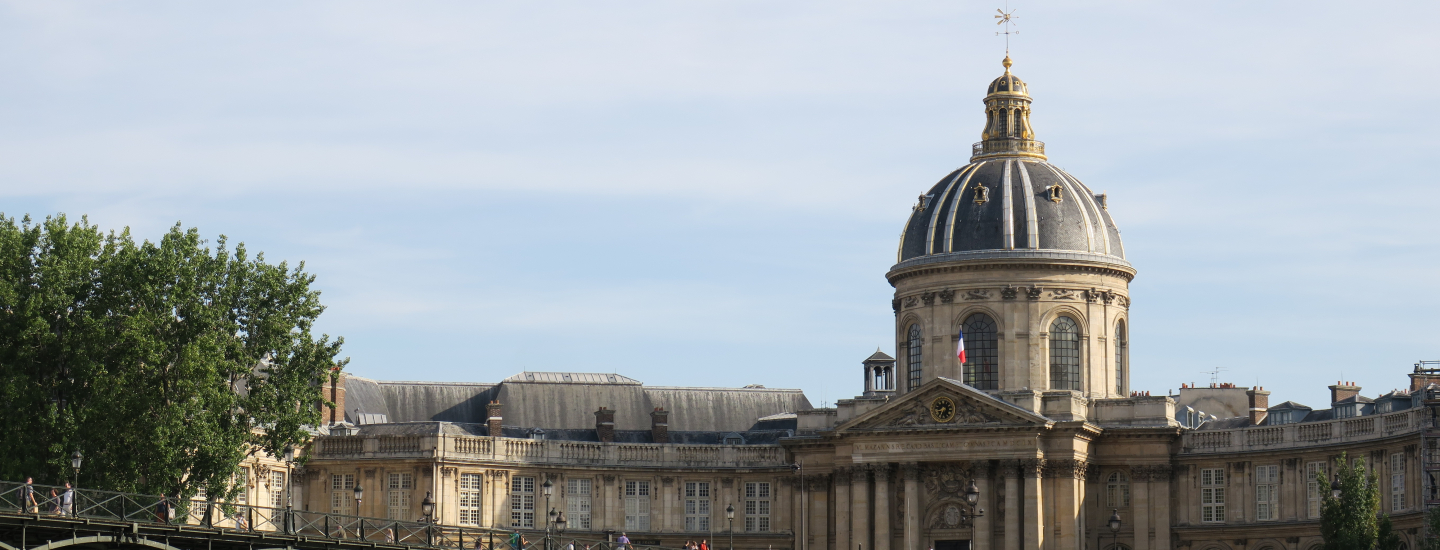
[283,445,295,534]
[542,479,554,550]
[555,510,568,550]
[955,479,986,524]
[353,485,365,539]
[725,503,735,550]
[422,492,436,546]
[790,463,804,550]
[70,450,82,517]
[1331,473,1343,499]
[1106,509,1121,550]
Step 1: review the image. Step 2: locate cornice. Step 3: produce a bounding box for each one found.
[887,253,1136,287]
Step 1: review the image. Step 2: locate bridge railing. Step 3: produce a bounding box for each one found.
[0,480,691,550]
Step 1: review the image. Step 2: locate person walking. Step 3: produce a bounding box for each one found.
[699,539,707,550]
[21,478,37,513]
[156,493,172,524]
[509,531,522,550]
[616,533,631,550]
[60,482,74,517]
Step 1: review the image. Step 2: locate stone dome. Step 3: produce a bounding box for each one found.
[892,57,1130,274]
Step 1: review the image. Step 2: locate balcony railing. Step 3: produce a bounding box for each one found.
[1180,408,1422,454]
[313,435,789,469]
[0,479,694,550]
[971,139,1046,159]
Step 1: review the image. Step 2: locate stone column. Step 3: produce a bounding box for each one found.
[603,474,619,531]
[874,464,892,550]
[902,464,920,550]
[853,466,871,550]
[811,475,832,550]
[1052,461,1081,550]
[1002,461,1019,550]
[1021,459,1044,550]
[973,461,993,550]
[1131,467,1150,550]
[1153,466,1171,550]
[835,469,852,550]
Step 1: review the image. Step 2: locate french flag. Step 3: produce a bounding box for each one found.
[956,327,967,364]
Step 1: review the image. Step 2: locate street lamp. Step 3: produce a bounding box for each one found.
[70,450,82,517]
[542,479,554,550]
[282,445,295,534]
[1107,510,1121,550]
[954,479,985,525]
[422,492,437,546]
[1330,473,1342,499]
[422,492,436,521]
[790,463,804,550]
[725,503,735,550]
[354,484,364,513]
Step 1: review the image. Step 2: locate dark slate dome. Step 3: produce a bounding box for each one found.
[893,57,1130,271]
[896,160,1124,262]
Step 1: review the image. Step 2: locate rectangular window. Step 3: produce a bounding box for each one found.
[235,468,248,505]
[1306,462,1326,519]
[1200,468,1225,523]
[1105,474,1129,509]
[460,474,483,526]
[511,476,535,528]
[1392,453,1407,512]
[624,480,651,531]
[906,325,923,391]
[388,473,413,520]
[684,481,711,531]
[331,474,355,515]
[567,478,592,531]
[744,482,771,532]
[271,472,287,508]
[1255,465,1278,521]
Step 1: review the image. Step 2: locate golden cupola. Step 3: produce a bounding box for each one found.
[972,56,1046,161]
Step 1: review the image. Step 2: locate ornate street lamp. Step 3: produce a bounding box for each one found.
[422,491,436,521]
[1331,473,1343,499]
[1107,509,1121,550]
[282,445,295,534]
[725,503,735,550]
[70,450,82,517]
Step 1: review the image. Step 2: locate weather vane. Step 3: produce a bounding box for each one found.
[995,4,1018,54]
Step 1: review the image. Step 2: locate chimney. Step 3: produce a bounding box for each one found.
[487,401,504,437]
[596,407,616,443]
[1412,371,1440,392]
[1329,382,1361,405]
[650,408,670,443]
[320,370,347,425]
[1246,386,1270,425]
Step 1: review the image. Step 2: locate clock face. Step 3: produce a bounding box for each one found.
[930,396,957,423]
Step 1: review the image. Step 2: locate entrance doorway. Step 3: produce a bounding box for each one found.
[934,541,971,550]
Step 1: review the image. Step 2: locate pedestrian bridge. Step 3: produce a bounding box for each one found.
[0,481,665,550]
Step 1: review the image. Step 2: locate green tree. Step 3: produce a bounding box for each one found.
[0,214,345,502]
[1317,452,1380,550]
[1423,506,1440,550]
[1378,514,1403,550]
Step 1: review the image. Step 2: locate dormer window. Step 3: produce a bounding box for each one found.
[1269,411,1292,425]
[722,432,745,445]
[531,428,546,441]
[1335,405,1355,419]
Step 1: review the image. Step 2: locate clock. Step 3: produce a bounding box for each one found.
[930,396,957,423]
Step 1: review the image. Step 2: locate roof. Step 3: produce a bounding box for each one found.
[502,372,642,385]
[1269,400,1312,411]
[1336,395,1374,404]
[344,373,811,433]
[864,350,894,362]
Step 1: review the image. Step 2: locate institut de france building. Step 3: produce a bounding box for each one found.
[284,57,1439,550]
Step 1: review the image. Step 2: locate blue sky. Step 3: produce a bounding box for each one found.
[1,1,1436,409]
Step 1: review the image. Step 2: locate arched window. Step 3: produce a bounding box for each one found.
[907,324,923,391]
[961,313,999,390]
[1049,316,1082,390]
[1115,320,1127,395]
[1106,472,1130,508]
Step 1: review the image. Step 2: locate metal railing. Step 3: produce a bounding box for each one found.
[0,480,690,550]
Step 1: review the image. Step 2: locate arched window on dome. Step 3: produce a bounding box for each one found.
[1106,472,1130,509]
[1115,320,1128,395]
[961,313,999,390]
[1049,316,1082,391]
[907,324,923,392]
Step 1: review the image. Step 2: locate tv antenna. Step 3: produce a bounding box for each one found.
[995,4,1019,54]
[1202,366,1228,387]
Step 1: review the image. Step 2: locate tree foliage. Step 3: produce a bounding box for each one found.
[1318,452,1381,550]
[1423,506,1440,550]
[0,214,345,501]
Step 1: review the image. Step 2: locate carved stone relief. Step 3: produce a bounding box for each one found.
[964,289,991,301]
[903,296,919,308]
[1025,286,1043,300]
[921,292,937,306]
[938,289,955,303]
[1000,285,1018,300]
[1050,288,1078,300]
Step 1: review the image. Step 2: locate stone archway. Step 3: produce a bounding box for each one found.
[27,535,186,550]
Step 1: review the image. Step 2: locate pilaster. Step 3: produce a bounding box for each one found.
[1020,459,1044,550]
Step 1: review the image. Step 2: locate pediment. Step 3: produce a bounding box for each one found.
[835,377,1050,432]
